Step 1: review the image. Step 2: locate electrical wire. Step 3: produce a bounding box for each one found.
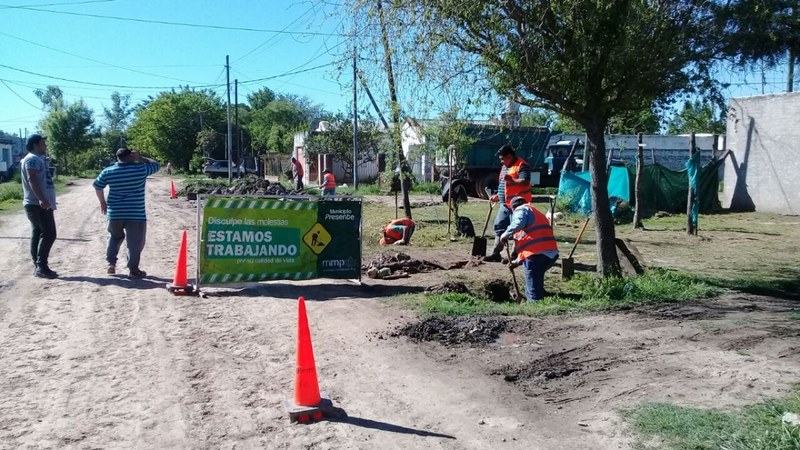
[0,79,42,110]
[0,31,204,84]
[0,3,348,36]
[0,0,114,9]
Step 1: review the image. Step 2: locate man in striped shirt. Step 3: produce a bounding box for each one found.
[93,148,160,278]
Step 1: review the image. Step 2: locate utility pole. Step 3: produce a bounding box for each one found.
[353,46,359,190]
[235,78,240,168]
[225,55,233,182]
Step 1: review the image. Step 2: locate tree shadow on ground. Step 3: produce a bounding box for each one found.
[60,275,171,290]
[204,282,425,301]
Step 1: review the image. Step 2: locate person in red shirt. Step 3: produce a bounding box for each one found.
[290,157,304,191]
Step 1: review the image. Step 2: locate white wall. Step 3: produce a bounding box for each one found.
[723,93,800,214]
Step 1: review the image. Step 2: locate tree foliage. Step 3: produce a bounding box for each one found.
[127,88,225,170]
[398,0,723,276]
[303,113,387,181]
[103,91,132,133]
[39,98,95,175]
[34,85,64,111]
[665,100,726,135]
[717,0,800,69]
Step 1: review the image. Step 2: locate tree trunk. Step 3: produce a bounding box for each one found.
[377,0,412,219]
[586,123,621,277]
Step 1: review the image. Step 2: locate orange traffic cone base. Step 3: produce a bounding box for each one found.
[283,391,335,423]
[166,283,197,296]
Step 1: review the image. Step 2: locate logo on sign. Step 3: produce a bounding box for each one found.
[303,223,331,255]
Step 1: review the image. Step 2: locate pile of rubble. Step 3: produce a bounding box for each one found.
[180,177,291,197]
[363,253,484,280]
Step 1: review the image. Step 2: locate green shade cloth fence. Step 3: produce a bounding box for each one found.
[557,159,724,215]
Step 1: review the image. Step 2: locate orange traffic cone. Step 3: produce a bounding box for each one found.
[294,296,321,406]
[170,180,177,199]
[284,297,335,423]
[166,230,196,296]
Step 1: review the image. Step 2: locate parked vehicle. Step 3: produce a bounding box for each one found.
[203,159,257,178]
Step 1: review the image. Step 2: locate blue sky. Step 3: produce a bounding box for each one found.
[0,0,350,134]
[0,0,794,136]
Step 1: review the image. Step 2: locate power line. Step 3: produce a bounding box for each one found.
[0,31,204,84]
[0,0,114,9]
[0,79,42,110]
[0,3,348,36]
[234,2,319,63]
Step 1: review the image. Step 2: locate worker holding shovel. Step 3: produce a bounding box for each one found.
[485,145,532,262]
[500,196,559,302]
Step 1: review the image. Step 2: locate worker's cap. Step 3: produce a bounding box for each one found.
[510,196,528,208]
[291,156,296,161]
[116,148,132,160]
[496,144,515,157]
[25,134,46,150]
[379,237,388,246]
[322,168,331,173]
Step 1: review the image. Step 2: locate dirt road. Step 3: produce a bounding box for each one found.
[0,178,797,449]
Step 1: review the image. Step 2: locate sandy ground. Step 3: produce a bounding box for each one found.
[0,177,797,450]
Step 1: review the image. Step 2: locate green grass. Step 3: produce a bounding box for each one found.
[414,268,720,317]
[623,391,800,450]
[0,177,72,212]
[704,275,800,300]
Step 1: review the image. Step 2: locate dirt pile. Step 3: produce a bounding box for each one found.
[425,281,470,294]
[180,177,290,197]
[363,252,446,274]
[397,317,508,346]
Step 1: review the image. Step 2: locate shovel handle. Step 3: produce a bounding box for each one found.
[480,187,494,237]
[506,243,523,303]
[567,217,591,260]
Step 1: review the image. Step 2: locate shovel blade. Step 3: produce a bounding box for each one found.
[471,237,487,257]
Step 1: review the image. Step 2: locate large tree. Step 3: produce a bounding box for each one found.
[39,98,95,175]
[304,113,387,182]
[717,0,800,90]
[399,0,721,276]
[127,88,225,170]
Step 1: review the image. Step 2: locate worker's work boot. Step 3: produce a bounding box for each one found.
[484,236,504,262]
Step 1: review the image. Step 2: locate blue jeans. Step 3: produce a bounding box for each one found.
[322,188,335,198]
[522,253,558,302]
[493,204,511,236]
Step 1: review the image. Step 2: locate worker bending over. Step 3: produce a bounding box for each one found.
[380,218,416,246]
[487,145,532,262]
[319,168,336,198]
[501,196,559,302]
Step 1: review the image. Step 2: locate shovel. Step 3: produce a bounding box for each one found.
[471,187,495,257]
[506,243,523,303]
[561,217,591,280]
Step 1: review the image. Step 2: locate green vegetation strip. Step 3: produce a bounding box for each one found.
[417,268,720,317]
[623,391,800,450]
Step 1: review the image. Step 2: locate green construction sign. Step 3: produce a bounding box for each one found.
[199,196,362,284]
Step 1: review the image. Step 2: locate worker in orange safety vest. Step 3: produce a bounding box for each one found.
[500,196,559,302]
[319,168,336,198]
[486,145,532,262]
[380,218,416,246]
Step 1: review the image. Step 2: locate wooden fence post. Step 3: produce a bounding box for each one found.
[686,132,697,235]
[633,132,644,229]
